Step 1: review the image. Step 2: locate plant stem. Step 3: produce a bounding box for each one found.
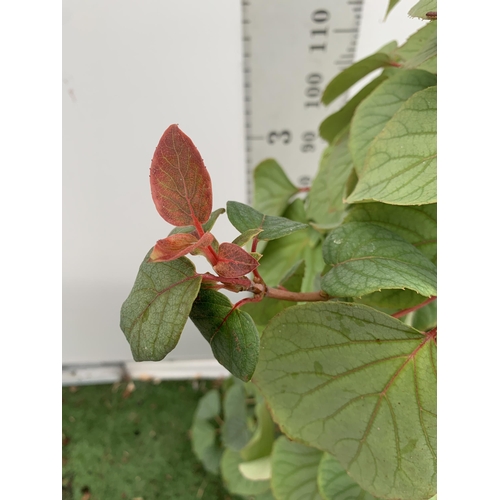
[251,237,264,283]
[392,296,436,319]
[251,283,331,302]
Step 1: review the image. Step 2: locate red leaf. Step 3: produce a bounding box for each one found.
[214,243,259,278]
[150,125,213,228]
[149,232,214,263]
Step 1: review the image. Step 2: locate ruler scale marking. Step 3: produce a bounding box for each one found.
[241,0,364,202]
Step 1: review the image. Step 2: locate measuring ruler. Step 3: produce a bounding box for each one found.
[241,0,364,200]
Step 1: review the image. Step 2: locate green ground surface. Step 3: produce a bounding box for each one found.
[62,379,235,500]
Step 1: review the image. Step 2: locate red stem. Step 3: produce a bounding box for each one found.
[392,296,436,319]
[251,238,263,283]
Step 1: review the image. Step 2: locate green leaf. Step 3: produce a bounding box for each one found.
[241,401,276,461]
[347,86,437,205]
[254,160,298,216]
[221,383,253,451]
[221,449,271,496]
[233,228,264,247]
[395,22,436,62]
[319,74,387,144]
[169,207,225,236]
[408,0,437,19]
[321,222,437,297]
[227,201,309,241]
[271,437,323,500]
[150,124,212,226]
[318,452,377,500]
[242,261,305,328]
[307,131,354,226]
[322,52,396,106]
[355,288,430,312]
[253,302,437,499]
[194,389,221,420]
[191,419,223,475]
[349,69,437,172]
[191,389,223,474]
[239,456,272,481]
[385,0,401,18]
[344,202,437,264]
[120,252,202,361]
[189,288,260,382]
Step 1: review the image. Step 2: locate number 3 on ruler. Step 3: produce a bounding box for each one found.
[267,130,292,144]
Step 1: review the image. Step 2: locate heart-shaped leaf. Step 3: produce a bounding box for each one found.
[150,124,213,227]
[120,251,202,361]
[271,436,323,500]
[227,201,309,241]
[149,231,213,262]
[321,222,437,297]
[189,288,260,381]
[253,301,437,499]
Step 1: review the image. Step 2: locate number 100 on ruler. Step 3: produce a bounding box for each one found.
[242,0,364,194]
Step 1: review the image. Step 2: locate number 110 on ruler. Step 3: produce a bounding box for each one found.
[242,0,363,194]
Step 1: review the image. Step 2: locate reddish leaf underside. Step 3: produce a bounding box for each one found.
[149,232,214,263]
[150,125,213,228]
[214,242,259,278]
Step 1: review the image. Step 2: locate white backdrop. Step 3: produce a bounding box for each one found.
[63,0,424,367]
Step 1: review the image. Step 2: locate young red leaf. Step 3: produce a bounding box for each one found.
[149,232,213,263]
[150,124,213,228]
[214,242,259,278]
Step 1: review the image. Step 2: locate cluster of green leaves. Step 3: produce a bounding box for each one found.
[188,1,437,499]
[121,0,437,497]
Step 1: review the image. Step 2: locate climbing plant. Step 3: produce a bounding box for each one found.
[120,1,437,498]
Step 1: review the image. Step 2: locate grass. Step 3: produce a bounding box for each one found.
[62,379,237,500]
